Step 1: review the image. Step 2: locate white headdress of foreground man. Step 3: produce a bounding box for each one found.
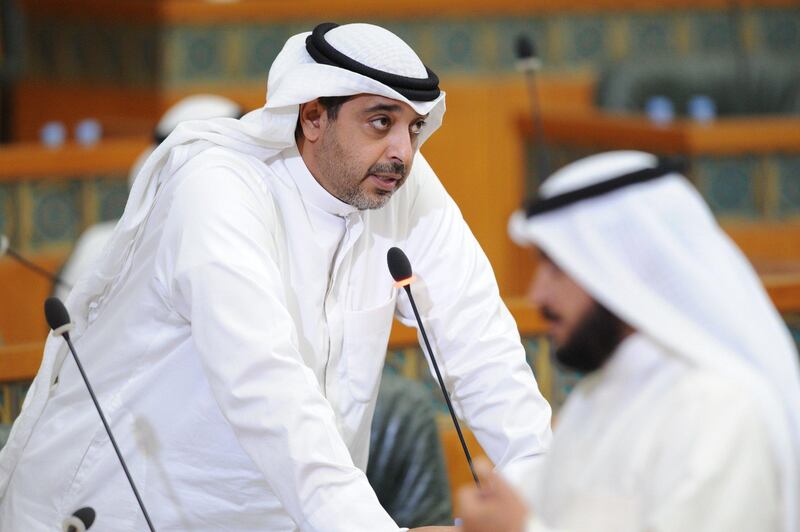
[458,151,800,532]
[0,22,552,532]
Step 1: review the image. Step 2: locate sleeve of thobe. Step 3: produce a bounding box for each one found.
[161,159,401,531]
[395,154,552,486]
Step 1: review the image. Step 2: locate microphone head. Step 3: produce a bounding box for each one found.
[45,297,72,332]
[62,506,96,531]
[514,34,542,72]
[515,34,536,60]
[73,507,96,529]
[0,234,8,256]
[387,247,413,283]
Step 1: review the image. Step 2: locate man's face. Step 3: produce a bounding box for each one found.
[528,252,594,349]
[304,94,428,210]
[529,251,627,373]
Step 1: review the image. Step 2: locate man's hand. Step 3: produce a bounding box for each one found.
[456,459,529,532]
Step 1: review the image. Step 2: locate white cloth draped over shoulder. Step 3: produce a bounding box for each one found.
[510,151,800,532]
[53,95,247,303]
[0,24,552,531]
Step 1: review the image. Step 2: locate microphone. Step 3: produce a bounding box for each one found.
[514,34,551,185]
[62,506,96,532]
[514,35,541,73]
[1,234,72,289]
[727,0,751,114]
[44,297,156,532]
[386,247,480,487]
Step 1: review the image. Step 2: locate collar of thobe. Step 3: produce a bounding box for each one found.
[284,144,359,218]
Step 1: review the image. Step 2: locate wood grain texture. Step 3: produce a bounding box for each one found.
[0,252,64,345]
[523,109,800,156]
[0,138,150,181]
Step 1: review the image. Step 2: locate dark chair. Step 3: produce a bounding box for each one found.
[367,370,453,527]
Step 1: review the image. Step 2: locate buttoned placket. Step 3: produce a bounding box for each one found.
[322,212,364,413]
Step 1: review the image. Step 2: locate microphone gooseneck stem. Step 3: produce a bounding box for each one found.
[728,0,751,114]
[6,247,72,288]
[524,69,551,185]
[402,285,481,488]
[63,333,156,532]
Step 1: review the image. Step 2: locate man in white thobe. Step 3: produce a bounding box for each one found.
[0,23,552,531]
[457,151,800,532]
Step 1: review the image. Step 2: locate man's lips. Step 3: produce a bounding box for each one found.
[368,174,401,191]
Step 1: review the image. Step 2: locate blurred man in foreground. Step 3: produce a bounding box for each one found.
[458,151,800,532]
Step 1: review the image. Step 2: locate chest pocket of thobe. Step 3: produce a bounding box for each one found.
[342,296,396,403]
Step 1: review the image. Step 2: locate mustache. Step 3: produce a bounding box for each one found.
[368,161,406,179]
[539,305,561,323]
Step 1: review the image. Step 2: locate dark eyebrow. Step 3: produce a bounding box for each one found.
[363,103,429,121]
[363,103,403,114]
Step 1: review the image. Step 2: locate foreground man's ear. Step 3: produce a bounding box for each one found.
[298,99,328,142]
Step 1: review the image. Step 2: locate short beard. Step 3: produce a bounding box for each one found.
[317,123,407,210]
[553,302,627,374]
[345,160,406,210]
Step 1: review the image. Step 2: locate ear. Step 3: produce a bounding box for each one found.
[298,99,327,142]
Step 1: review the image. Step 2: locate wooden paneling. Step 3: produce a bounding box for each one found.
[21,0,799,23]
[13,81,271,142]
[763,274,800,311]
[421,75,593,298]
[0,342,44,382]
[725,222,800,264]
[0,137,149,181]
[0,252,64,345]
[13,81,164,141]
[524,109,800,156]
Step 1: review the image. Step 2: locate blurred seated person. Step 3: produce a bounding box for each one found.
[368,370,453,527]
[54,94,243,301]
[458,151,800,532]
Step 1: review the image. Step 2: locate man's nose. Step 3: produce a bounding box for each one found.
[528,272,547,307]
[385,126,413,167]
